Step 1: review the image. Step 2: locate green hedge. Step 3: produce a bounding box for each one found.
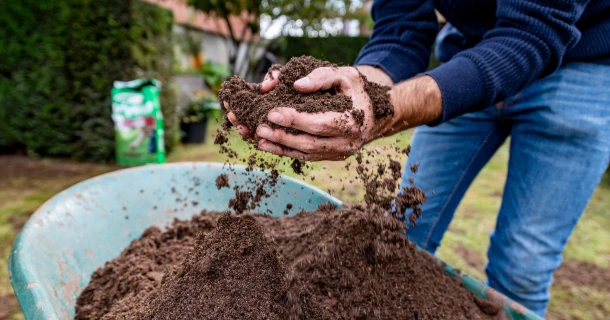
[279,35,441,71]
[280,36,370,65]
[0,0,177,162]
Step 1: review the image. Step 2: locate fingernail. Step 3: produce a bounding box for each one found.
[294,77,310,87]
[268,112,284,125]
[259,142,275,153]
[257,126,273,139]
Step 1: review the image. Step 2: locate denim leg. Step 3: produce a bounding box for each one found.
[403,107,510,253]
[486,62,610,317]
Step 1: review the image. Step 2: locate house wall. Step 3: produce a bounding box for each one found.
[173,24,251,77]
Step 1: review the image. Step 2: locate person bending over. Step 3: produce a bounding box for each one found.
[224,0,610,316]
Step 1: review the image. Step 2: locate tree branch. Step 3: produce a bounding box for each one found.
[221,14,239,48]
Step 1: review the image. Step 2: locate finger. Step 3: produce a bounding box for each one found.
[223,101,230,110]
[261,70,280,93]
[267,108,360,137]
[257,139,351,162]
[258,139,308,159]
[236,124,252,138]
[256,125,359,154]
[227,111,238,125]
[294,67,351,93]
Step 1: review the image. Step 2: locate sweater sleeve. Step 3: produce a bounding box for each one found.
[426,0,591,123]
[354,0,438,82]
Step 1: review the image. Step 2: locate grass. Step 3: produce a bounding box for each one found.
[1,120,608,319]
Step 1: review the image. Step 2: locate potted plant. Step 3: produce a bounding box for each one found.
[180,91,221,144]
[183,31,204,70]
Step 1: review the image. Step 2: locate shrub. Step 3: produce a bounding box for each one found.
[279,35,441,71]
[280,36,370,65]
[0,0,177,162]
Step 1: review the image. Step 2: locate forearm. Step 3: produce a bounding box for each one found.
[388,75,443,131]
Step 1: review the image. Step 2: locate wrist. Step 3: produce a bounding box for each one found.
[389,75,443,129]
[356,65,394,87]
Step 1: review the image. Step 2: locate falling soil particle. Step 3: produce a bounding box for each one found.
[290,159,304,175]
[215,173,230,189]
[410,163,420,173]
[228,188,252,214]
[76,208,504,320]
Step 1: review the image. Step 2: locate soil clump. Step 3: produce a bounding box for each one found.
[218,56,354,137]
[76,208,504,320]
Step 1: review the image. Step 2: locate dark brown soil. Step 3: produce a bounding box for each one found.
[76,208,504,320]
[218,56,354,137]
[360,73,394,119]
[115,213,316,320]
[215,173,230,189]
[75,214,218,320]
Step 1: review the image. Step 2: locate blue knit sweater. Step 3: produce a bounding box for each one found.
[355,0,610,123]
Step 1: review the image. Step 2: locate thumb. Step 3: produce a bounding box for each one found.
[294,67,347,93]
[261,70,280,93]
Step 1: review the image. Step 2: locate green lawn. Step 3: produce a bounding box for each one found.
[1,121,608,319]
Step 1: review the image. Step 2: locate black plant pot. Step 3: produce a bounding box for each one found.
[181,119,207,144]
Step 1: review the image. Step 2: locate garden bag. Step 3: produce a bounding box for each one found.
[111,79,166,166]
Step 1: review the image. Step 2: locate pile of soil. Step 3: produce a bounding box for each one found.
[76,207,504,320]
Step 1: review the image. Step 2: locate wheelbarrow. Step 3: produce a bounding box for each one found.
[9,162,543,320]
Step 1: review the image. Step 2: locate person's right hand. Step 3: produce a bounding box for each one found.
[224,69,280,138]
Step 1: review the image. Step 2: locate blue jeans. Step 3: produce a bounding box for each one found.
[402,62,610,317]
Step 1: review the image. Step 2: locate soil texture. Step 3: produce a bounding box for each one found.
[218,56,353,136]
[76,208,504,320]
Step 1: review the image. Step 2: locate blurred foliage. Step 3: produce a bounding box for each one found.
[182,91,222,123]
[280,36,442,70]
[189,0,360,73]
[182,30,203,56]
[280,35,370,65]
[201,61,232,93]
[0,0,177,162]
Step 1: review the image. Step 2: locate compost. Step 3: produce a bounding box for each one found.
[218,56,355,136]
[76,207,503,320]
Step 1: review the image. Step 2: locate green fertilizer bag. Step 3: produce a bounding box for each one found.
[111,79,166,166]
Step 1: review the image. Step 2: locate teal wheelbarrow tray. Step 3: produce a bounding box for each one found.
[9,162,543,320]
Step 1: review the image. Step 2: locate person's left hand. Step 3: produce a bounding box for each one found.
[255,66,397,161]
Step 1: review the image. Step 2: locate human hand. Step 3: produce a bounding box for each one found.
[255,66,398,161]
[224,69,280,138]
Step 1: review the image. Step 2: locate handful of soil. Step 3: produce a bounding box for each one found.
[217,55,393,138]
[76,208,504,320]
